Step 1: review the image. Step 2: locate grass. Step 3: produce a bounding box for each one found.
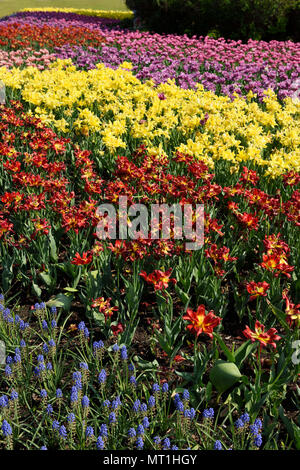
[0,0,128,19]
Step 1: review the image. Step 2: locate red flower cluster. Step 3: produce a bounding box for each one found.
[205,243,237,277]
[260,234,294,278]
[225,171,299,223]
[282,171,300,187]
[0,23,106,49]
[91,297,118,322]
[227,200,259,231]
[0,102,299,365]
[239,166,260,186]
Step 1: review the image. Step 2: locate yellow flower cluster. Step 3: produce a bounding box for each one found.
[20,7,133,20]
[0,60,299,176]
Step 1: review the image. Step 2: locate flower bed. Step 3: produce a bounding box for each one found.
[1,11,299,100]
[0,10,299,451]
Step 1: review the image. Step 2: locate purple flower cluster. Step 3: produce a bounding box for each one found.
[0,11,122,30]
[1,11,298,100]
[54,40,300,100]
[0,292,269,450]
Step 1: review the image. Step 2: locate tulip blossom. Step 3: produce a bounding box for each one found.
[71,251,93,265]
[282,290,300,326]
[91,297,118,322]
[139,268,177,291]
[260,253,294,278]
[183,305,221,339]
[246,281,270,301]
[111,322,124,336]
[243,321,281,349]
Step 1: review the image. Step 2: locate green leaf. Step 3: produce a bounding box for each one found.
[120,318,140,346]
[133,356,159,371]
[32,282,41,298]
[47,293,73,311]
[90,270,100,279]
[63,287,78,293]
[209,360,242,393]
[93,310,104,323]
[73,267,82,289]
[234,340,257,368]
[279,406,300,450]
[250,392,269,417]
[48,230,58,262]
[206,381,213,402]
[175,371,194,382]
[213,333,235,363]
[39,272,53,287]
[175,285,190,306]
[267,301,289,330]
